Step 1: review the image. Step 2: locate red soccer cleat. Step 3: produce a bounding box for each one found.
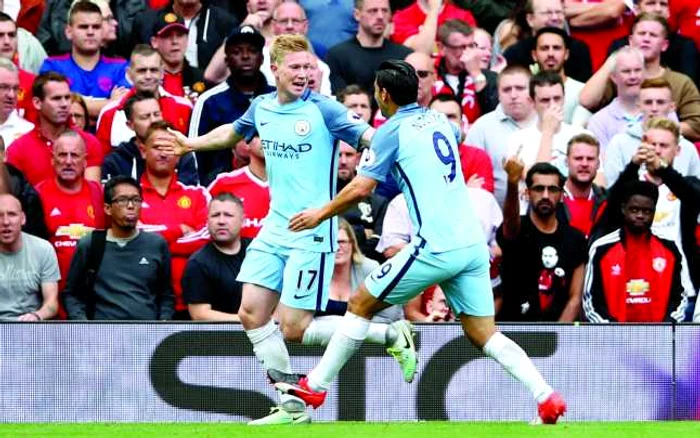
[537,391,567,424]
[268,369,328,409]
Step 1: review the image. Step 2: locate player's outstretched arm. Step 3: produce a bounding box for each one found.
[167,124,244,155]
[289,175,378,232]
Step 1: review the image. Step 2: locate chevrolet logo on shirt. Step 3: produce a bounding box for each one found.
[56,224,93,240]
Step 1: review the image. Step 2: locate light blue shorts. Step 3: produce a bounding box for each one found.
[364,241,495,317]
[236,239,334,311]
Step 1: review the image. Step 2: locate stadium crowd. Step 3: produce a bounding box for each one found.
[0,0,698,323]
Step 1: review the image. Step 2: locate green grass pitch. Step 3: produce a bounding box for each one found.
[1,422,699,438]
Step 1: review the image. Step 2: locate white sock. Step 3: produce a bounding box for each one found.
[306,312,369,391]
[245,320,304,410]
[302,317,393,346]
[482,332,553,403]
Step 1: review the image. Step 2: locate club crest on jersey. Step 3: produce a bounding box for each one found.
[652,257,667,273]
[347,111,363,123]
[295,120,311,136]
[164,13,178,23]
[359,148,376,168]
[87,205,95,219]
[177,196,192,209]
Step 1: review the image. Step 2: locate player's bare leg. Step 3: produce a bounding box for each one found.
[460,314,567,424]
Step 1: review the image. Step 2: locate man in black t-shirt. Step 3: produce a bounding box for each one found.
[496,160,587,322]
[182,192,251,320]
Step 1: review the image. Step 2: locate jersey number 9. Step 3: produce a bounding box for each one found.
[432,132,456,184]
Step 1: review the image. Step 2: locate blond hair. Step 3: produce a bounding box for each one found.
[338,218,365,266]
[270,34,310,66]
[644,117,680,143]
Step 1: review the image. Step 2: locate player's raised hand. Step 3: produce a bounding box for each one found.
[503,156,525,184]
[165,128,193,156]
[289,209,322,232]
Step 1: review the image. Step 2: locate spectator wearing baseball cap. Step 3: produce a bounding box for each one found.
[132,1,238,73]
[149,12,206,100]
[189,24,274,186]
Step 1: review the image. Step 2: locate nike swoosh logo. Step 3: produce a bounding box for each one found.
[293,293,313,299]
[402,333,411,349]
[260,121,269,126]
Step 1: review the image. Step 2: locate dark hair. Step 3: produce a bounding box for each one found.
[525,162,564,188]
[68,1,103,25]
[0,12,15,24]
[437,19,474,44]
[124,91,159,121]
[534,26,570,49]
[429,93,460,107]
[336,84,371,104]
[32,71,70,101]
[428,94,462,118]
[104,175,142,204]
[375,60,418,107]
[622,180,659,205]
[144,119,174,143]
[211,192,244,209]
[529,70,563,99]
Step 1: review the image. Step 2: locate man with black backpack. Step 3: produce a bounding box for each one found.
[62,176,174,320]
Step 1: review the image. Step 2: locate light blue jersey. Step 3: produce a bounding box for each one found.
[358,104,485,253]
[233,89,370,252]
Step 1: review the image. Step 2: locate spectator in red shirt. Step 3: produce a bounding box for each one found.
[429,94,495,193]
[137,120,209,319]
[5,72,103,186]
[96,44,192,152]
[0,13,37,122]
[392,0,476,53]
[101,91,198,185]
[560,133,607,238]
[149,13,205,101]
[35,130,105,317]
[670,0,700,52]
[565,0,632,71]
[584,180,688,322]
[208,137,269,239]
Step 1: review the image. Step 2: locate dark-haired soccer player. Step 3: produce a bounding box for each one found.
[272,59,567,424]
